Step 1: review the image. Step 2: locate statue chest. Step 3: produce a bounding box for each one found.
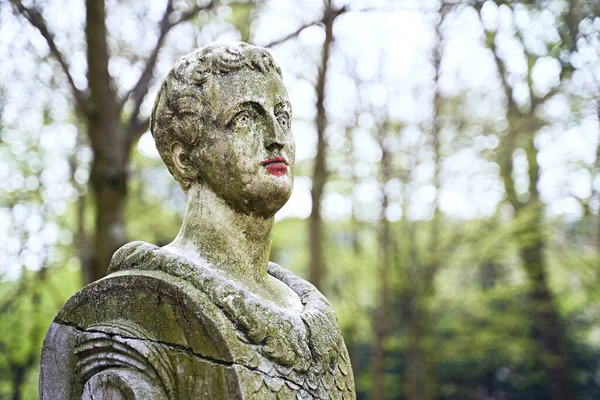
[41,243,355,400]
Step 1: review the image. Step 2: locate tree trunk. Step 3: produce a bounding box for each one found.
[405,13,443,399]
[520,226,572,400]
[371,123,393,400]
[481,7,575,391]
[519,133,573,400]
[498,117,573,399]
[405,303,434,400]
[595,103,600,254]
[308,4,336,292]
[10,365,25,400]
[11,0,223,285]
[85,0,127,284]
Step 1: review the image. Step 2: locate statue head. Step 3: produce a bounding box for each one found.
[151,43,295,217]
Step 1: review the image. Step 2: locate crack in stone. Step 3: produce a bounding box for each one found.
[56,318,234,368]
[54,319,323,399]
[175,288,193,345]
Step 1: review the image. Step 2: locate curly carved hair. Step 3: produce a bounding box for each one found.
[150,42,283,192]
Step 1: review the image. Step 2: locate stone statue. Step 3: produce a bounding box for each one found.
[40,43,356,400]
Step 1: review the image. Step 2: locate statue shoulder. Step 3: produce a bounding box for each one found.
[41,263,245,399]
[108,240,163,273]
[267,262,356,399]
[267,261,335,312]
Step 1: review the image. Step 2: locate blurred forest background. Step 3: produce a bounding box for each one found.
[1,0,600,399]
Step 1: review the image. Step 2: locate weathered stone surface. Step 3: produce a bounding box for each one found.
[40,43,355,399]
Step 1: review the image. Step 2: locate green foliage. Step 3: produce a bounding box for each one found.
[0,264,81,399]
[125,149,183,246]
[227,2,254,42]
[2,0,600,399]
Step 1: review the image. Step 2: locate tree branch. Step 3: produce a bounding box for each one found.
[475,4,520,118]
[127,117,150,152]
[559,0,580,53]
[262,20,323,48]
[489,33,519,116]
[530,85,560,111]
[9,0,88,115]
[122,0,216,144]
[263,5,349,48]
[121,0,174,132]
[176,0,216,25]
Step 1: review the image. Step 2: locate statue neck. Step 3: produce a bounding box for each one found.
[165,183,274,285]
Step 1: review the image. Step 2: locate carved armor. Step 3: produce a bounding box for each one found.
[40,242,355,399]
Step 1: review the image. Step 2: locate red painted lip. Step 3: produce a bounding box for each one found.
[260,156,289,166]
[261,156,289,177]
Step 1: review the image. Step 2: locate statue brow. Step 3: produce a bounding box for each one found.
[275,100,292,112]
[224,101,266,126]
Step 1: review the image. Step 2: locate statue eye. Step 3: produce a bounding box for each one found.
[233,111,252,128]
[276,113,289,128]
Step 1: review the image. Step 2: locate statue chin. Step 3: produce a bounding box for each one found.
[215,177,293,218]
[232,186,292,218]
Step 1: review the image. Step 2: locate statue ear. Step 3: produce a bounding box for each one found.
[171,142,195,181]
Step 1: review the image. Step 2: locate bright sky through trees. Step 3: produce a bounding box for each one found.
[1,0,598,280]
[2,1,600,398]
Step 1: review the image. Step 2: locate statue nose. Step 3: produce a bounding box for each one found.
[266,140,284,152]
[265,117,286,152]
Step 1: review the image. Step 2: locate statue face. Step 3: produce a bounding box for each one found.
[190,69,295,217]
